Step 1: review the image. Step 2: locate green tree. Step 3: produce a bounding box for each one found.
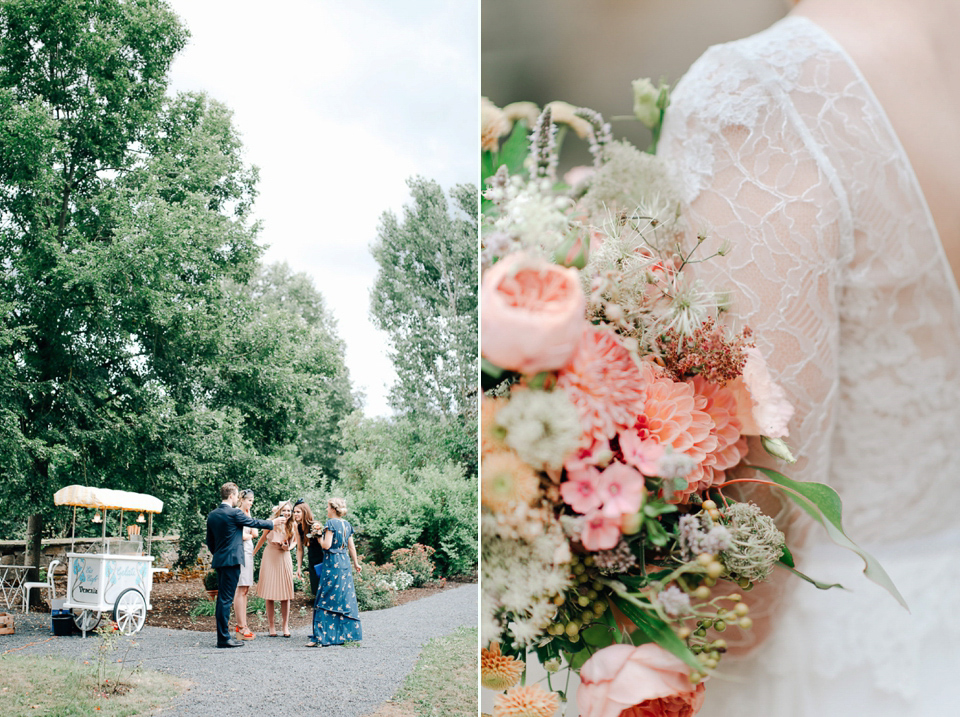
[0,1,263,555]
[370,177,478,425]
[369,178,478,478]
[231,262,356,481]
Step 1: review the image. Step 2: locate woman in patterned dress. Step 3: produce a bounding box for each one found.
[234,489,259,640]
[253,501,296,637]
[305,498,362,647]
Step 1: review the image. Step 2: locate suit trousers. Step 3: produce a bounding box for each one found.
[215,565,241,644]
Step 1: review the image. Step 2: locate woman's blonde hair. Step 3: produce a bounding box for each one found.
[271,501,295,541]
[328,497,348,517]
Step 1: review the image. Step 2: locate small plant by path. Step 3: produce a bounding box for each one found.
[0,654,189,716]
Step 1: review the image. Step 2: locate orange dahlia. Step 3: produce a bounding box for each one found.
[677,376,748,500]
[494,685,561,717]
[482,396,509,456]
[557,327,648,448]
[482,452,540,513]
[620,363,714,474]
[481,641,526,690]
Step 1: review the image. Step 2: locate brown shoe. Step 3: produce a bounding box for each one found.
[238,629,255,640]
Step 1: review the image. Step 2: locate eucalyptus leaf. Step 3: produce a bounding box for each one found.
[751,466,908,610]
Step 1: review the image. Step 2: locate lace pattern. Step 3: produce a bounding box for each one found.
[658,15,960,708]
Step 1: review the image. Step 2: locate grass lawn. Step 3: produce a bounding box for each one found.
[0,654,190,717]
[367,626,478,717]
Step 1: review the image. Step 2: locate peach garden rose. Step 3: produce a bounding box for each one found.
[578,644,705,717]
[481,252,587,375]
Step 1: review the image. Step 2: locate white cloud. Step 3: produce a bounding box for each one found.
[165,0,478,417]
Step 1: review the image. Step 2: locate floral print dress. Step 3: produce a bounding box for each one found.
[311,518,361,645]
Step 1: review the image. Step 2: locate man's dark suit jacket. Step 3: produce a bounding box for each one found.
[206,502,275,569]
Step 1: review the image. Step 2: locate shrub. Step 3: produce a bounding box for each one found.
[391,570,414,592]
[203,570,218,591]
[354,562,397,611]
[349,462,477,576]
[391,544,436,587]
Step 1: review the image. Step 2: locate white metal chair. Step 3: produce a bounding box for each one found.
[22,559,59,613]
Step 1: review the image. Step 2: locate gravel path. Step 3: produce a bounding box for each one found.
[1,583,478,716]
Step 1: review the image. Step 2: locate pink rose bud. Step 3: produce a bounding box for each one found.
[481,252,587,375]
[554,231,590,269]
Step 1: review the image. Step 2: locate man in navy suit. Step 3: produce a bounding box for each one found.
[206,482,277,648]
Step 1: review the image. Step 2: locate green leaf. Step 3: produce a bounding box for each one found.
[643,518,670,547]
[778,561,845,591]
[751,466,908,611]
[611,596,700,671]
[581,624,616,648]
[481,357,505,380]
[481,150,499,185]
[566,647,593,671]
[780,544,795,568]
[499,121,530,175]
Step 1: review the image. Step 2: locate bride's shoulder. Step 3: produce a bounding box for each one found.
[670,17,833,123]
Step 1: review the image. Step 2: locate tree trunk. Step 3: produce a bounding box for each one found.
[25,513,43,607]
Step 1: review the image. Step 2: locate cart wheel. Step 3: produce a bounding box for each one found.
[72,609,101,633]
[113,588,147,635]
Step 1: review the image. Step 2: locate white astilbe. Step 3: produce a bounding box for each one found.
[657,585,693,617]
[579,140,684,231]
[496,389,582,471]
[482,512,572,648]
[486,173,573,257]
[657,450,698,481]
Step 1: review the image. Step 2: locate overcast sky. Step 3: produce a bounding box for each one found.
[165,0,479,416]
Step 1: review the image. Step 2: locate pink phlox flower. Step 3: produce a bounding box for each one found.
[619,428,665,476]
[563,434,612,473]
[560,466,604,514]
[597,462,645,518]
[580,510,622,551]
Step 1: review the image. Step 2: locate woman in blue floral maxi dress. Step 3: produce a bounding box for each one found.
[306,498,362,647]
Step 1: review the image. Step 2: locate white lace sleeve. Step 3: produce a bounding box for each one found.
[659,42,853,648]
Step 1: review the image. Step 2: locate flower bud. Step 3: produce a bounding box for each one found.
[620,511,643,535]
[631,77,660,129]
[554,231,590,269]
[761,436,797,464]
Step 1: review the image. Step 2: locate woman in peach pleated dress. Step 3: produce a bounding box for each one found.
[253,501,296,637]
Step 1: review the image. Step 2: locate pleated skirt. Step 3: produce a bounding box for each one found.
[256,542,294,601]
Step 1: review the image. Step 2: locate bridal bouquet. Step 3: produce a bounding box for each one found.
[479,84,904,717]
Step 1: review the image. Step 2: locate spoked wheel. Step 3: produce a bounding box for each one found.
[72,609,101,634]
[113,588,147,635]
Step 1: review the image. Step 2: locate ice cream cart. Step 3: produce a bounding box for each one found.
[53,485,166,636]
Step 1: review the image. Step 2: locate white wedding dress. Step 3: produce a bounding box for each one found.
[658,15,960,717]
